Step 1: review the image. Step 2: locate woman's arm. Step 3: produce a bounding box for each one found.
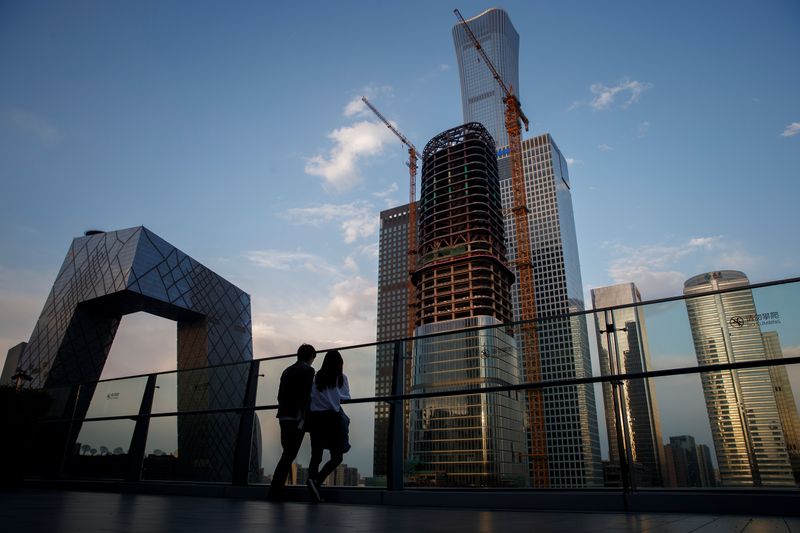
[340,374,351,400]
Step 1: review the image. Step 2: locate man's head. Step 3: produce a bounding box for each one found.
[297,343,317,364]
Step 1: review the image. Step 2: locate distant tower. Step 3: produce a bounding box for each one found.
[684,270,794,486]
[373,204,411,477]
[452,8,519,149]
[407,123,528,486]
[763,331,800,484]
[592,282,665,486]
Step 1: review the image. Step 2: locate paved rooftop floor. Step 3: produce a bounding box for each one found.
[0,489,798,533]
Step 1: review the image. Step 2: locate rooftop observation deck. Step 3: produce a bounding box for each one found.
[5,277,800,531]
[3,487,798,533]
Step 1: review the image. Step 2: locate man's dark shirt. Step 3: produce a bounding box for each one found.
[276,360,315,421]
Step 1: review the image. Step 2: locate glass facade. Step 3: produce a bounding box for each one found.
[592,282,665,486]
[452,8,520,150]
[374,205,411,476]
[499,134,602,487]
[16,226,255,482]
[684,270,794,487]
[407,123,528,486]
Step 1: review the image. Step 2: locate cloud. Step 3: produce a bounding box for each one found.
[571,78,653,111]
[252,276,377,355]
[305,121,397,192]
[598,144,614,152]
[638,121,650,137]
[565,158,580,167]
[781,122,800,137]
[7,107,61,144]
[602,235,762,298]
[282,201,379,244]
[373,182,399,198]
[246,250,340,275]
[343,84,394,118]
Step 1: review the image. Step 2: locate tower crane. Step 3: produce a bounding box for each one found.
[454,8,548,487]
[361,96,420,380]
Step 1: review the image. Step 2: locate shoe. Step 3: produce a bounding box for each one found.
[306,478,323,503]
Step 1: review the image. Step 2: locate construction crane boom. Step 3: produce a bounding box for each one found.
[361,96,419,393]
[454,8,547,487]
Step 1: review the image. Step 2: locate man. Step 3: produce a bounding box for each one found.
[268,343,316,501]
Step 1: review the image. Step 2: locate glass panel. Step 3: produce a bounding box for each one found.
[65,419,136,479]
[152,361,251,415]
[152,371,178,414]
[83,376,148,418]
[141,412,239,482]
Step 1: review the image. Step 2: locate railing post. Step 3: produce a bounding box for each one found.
[386,341,405,491]
[126,374,157,481]
[232,361,260,486]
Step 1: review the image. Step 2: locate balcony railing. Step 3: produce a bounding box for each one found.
[15,276,800,502]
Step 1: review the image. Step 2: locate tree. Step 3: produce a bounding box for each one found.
[89,448,97,456]
[81,444,91,456]
[113,447,124,455]
[99,446,109,456]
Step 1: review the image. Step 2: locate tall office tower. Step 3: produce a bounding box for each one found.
[697,444,718,487]
[452,8,519,149]
[763,331,800,484]
[373,204,411,477]
[684,271,794,487]
[499,135,602,487]
[407,123,528,487]
[591,283,665,487]
[665,435,702,487]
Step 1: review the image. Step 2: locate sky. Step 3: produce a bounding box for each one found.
[1,1,799,477]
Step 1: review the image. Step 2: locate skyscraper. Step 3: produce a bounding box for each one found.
[592,282,665,487]
[407,123,528,486]
[763,331,800,484]
[684,270,794,487]
[499,135,602,487]
[373,203,411,477]
[452,8,519,149]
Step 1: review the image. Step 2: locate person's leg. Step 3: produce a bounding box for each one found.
[316,450,344,484]
[308,433,324,482]
[269,421,303,499]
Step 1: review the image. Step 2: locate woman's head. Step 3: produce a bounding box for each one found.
[315,350,344,391]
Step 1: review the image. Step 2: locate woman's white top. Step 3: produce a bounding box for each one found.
[309,374,351,412]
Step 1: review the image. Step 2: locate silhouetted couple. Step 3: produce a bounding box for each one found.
[269,344,351,502]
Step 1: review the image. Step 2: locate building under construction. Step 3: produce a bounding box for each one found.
[407,123,528,486]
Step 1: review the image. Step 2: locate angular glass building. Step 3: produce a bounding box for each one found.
[452,8,519,150]
[592,282,665,486]
[407,123,528,486]
[684,270,794,487]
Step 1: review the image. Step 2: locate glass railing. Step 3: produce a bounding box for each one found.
[23,276,800,493]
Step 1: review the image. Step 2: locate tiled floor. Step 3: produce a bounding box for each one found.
[0,489,797,533]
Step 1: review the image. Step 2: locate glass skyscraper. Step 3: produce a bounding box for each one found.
[684,270,795,487]
[407,123,528,486]
[452,8,519,150]
[592,282,665,487]
[499,135,602,487]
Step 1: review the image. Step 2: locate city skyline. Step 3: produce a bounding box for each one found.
[1,1,799,481]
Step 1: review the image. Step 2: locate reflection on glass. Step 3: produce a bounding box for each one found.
[67,419,136,479]
[84,377,148,418]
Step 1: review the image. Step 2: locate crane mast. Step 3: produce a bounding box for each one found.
[454,8,548,487]
[361,96,419,390]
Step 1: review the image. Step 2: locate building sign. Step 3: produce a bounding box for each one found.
[729,312,781,329]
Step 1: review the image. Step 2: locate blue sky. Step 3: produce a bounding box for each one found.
[1,1,798,473]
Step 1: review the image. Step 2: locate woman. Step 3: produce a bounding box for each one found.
[306,350,350,502]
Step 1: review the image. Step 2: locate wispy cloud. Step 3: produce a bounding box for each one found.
[343,84,395,119]
[282,201,379,244]
[252,276,377,354]
[638,121,650,138]
[304,121,397,192]
[598,144,614,151]
[373,182,398,198]
[565,157,581,167]
[7,107,61,144]
[781,122,800,137]
[245,250,341,274]
[571,78,653,111]
[602,236,760,298]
